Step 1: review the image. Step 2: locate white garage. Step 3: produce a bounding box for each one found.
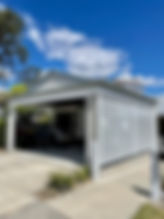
[6,72,158,179]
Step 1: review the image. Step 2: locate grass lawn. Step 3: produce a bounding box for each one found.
[132,204,164,219]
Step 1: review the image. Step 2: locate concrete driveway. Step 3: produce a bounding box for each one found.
[47,154,151,219]
[0,152,151,219]
[0,151,80,216]
[1,203,68,219]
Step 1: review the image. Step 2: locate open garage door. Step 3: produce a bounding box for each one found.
[16,99,86,163]
[157,116,164,157]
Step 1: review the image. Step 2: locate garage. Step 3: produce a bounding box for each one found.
[6,72,158,179]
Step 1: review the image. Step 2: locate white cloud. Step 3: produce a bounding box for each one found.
[24,14,164,87]
[67,45,123,77]
[117,65,164,87]
[24,15,125,78]
[46,27,86,47]
[45,27,87,60]
[0,2,6,11]
[24,14,45,51]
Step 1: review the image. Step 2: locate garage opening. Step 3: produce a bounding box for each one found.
[157,116,164,157]
[16,99,86,163]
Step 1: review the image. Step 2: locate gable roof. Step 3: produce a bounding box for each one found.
[30,71,85,86]
[22,71,156,105]
[37,71,155,101]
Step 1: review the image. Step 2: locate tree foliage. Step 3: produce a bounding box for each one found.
[0,9,27,66]
[20,66,41,84]
[10,83,27,96]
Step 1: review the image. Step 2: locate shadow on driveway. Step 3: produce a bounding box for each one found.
[132,185,151,198]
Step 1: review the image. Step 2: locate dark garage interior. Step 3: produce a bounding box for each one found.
[157,116,164,159]
[16,99,86,163]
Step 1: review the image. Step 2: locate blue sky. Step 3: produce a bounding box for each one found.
[1,0,164,95]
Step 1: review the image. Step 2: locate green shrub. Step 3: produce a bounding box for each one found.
[16,105,37,114]
[73,166,90,183]
[48,173,75,192]
[132,204,164,219]
[48,166,90,193]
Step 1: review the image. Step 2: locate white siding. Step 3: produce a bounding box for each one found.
[98,92,156,166]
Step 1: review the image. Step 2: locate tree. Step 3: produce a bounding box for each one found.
[10,83,27,97]
[20,66,42,84]
[0,8,27,67]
